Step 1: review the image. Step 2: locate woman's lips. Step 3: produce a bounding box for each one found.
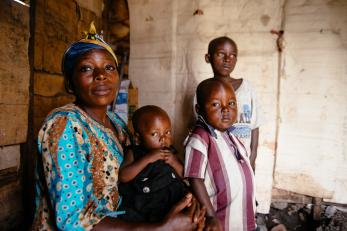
[92,85,112,96]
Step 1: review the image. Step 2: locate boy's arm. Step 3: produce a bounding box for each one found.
[189,178,222,231]
[250,127,259,172]
[119,149,166,183]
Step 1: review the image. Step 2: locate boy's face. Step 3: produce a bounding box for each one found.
[206,41,238,78]
[200,83,237,132]
[137,113,173,150]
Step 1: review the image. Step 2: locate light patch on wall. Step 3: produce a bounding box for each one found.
[0,145,20,170]
[12,0,29,7]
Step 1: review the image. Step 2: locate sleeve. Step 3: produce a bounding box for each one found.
[38,115,101,231]
[184,132,209,179]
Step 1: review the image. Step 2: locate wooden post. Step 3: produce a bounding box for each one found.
[312,197,322,221]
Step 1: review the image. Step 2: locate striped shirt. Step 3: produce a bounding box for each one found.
[184,125,256,231]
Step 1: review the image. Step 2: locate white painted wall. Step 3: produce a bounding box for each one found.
[128,0,347,212]
[274,0,347,204]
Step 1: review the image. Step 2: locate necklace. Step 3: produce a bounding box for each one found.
[79,105,111,128]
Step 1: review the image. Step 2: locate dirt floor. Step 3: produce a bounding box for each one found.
[257,203,347,231]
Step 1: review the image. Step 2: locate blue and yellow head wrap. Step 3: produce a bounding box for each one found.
[62,22,119,94]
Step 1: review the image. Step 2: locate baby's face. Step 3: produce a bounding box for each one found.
[202,83,237,131]
[138,114,173,150]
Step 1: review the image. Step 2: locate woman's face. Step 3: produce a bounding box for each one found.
[72,49,119,108]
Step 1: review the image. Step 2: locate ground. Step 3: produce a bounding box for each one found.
[257,203,347,231]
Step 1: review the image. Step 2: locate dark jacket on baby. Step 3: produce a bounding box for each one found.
[118,145,188,222]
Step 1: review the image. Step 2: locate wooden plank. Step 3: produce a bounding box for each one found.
[0,0,30,146]
[0,178,23,230]
[0,105,28,146]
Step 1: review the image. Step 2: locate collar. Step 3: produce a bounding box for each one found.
[195,115,218,138]
[195,116,242,161]
[195,115,235,139]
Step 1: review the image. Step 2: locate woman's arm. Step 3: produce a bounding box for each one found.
[94,193,205,231]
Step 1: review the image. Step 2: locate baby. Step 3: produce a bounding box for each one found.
[118,105,188,222]
[185,78,256,231]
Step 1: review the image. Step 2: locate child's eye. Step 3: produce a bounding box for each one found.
[151,132,159,137]
[229,101,236,107]
[166,130,171,135]
[217,52,225,58]
[105,64,116,71]
[212,102,220,107]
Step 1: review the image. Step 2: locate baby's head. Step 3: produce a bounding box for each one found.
[196,78,237,132]
[132,105,173,150]
[205,36,238,78]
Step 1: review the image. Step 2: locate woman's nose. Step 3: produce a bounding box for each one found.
[94,68,106,80]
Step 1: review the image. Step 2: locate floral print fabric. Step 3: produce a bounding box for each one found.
[32,104,132,231]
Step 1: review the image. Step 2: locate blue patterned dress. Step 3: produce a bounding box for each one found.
[32,104,132,231]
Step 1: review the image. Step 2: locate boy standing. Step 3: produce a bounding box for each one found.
[203,36,262,171]
[185,78,256,231]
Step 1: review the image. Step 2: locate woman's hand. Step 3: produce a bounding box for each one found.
[163,193,206,231]
[204,216,223,231]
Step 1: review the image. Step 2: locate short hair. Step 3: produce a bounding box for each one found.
[207,36,238,55]
[196,78,226,107]
[132,105,169,133]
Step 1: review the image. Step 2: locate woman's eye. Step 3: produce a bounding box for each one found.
[80,65,92,72]
[105,64,116,71]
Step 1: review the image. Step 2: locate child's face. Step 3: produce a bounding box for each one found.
[137,114,173,150]
[206,41,237,78]
[201,83,237,131]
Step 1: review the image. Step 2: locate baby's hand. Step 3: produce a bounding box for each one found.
[204,216,223,231]
[146,149,167,163]
[164,151,179,166]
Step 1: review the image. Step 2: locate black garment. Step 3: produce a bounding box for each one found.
[118,145,188,222]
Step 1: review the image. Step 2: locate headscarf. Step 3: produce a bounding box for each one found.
[62,22,119,93]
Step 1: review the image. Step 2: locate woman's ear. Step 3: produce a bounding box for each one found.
[205,54,210,63]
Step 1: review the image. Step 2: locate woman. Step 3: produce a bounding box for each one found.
[32,23,205,231]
